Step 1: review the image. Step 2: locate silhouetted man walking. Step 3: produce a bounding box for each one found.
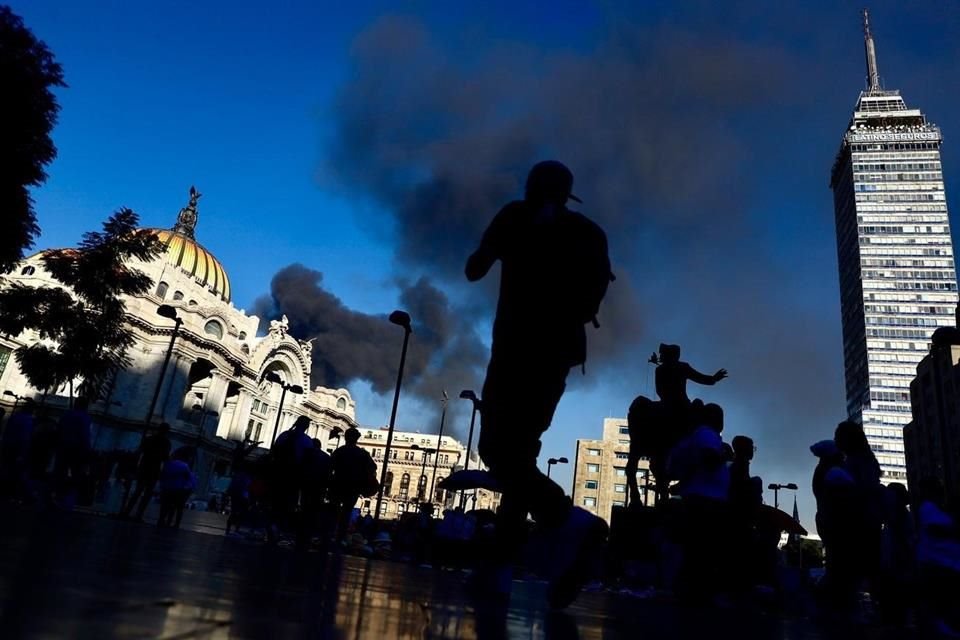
[55,396,92,508]
[466,160,611,609]
[330,427,377,541]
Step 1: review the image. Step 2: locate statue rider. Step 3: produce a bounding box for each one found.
[626,344,726,506]
[653,343,727,428]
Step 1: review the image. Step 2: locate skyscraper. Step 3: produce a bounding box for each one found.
[830,10,958,483]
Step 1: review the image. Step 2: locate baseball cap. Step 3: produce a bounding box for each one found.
[526,160,582,203]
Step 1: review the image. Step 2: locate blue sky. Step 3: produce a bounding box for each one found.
[12,1,960,527]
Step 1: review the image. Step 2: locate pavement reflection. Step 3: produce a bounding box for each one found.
[0,507,918,639]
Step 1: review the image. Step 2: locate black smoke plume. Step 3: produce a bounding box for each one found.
[255,264,487,424]
[311,12,850,481]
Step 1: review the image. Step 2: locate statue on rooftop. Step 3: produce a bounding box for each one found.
[173,185,202,238]
[268,314,289,339]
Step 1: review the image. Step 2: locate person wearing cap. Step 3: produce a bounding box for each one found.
[465,160,611,609]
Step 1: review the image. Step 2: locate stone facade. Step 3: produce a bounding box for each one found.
[571,418,654,524]
[0,189,357,497]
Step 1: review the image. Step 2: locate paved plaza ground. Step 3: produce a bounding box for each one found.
[0,506,919,639]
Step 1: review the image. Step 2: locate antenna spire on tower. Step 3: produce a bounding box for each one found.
[862,8,881,91]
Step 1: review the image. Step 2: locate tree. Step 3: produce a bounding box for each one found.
[0,5,66,273]
[0,208,163,400]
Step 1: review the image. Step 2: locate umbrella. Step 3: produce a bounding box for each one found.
[438,469,502,492]
[757,504,807,536]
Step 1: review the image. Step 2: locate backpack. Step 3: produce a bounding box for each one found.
[566,214,614,328]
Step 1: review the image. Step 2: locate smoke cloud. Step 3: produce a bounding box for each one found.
[304,10,852,486]
[255,264,487,426]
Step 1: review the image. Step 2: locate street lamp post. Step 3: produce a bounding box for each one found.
[411,444,437,506]
[264,371,304,448]
[768,482,798,510]
[428,391,449,504]
[374,310,412,523]
[458,389,480,510]
[145,305,183,427]
[547,456,569,479]
[192,403,218,445]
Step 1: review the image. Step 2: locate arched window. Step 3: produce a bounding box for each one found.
[238,331,247,340]
[173,291,184,301]
[156,281,169,299]
[241,344,250,355]
[20,266,35,276]
[384,471,394,496]
[188,300,198,307]
[204,320,224,339]
[336,397,347,411]
[417,475,427,501]
[399,473,410,499]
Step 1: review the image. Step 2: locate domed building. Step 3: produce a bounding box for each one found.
[0,187,357,497]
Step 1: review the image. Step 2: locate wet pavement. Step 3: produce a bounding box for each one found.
[0,506,916,639]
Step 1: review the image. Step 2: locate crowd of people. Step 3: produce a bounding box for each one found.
[812,422,960,632]
[0,399,94,508]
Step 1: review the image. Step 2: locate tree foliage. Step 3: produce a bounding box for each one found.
[0,208,163,399]
[0,5,66,272]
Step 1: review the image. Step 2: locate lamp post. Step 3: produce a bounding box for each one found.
[264,371,304,448]
[428,390,449,504]
[145,305,183,427]
[374,310,412,523]
[411,444,437,505]
[191,403,218,445]
[444,450,462,509]
[458,390,480,510]
[768,482,798,510]
[191,403,219,495]
[547,456,569,479]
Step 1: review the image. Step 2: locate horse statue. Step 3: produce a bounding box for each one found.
[625,344,727,505]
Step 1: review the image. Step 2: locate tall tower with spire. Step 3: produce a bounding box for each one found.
[830,10,958,484]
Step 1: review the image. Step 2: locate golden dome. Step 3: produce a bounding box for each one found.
[145,229,231,303]
[140,186,231,303]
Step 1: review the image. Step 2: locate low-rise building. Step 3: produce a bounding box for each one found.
[571,418,654,524]
[353,427,500,519]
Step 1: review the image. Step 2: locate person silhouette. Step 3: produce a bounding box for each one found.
[466,160,611,609]
[728,435,763,592]
[653,343,727,427]
[834,420,883,607]
[297,438,331,550]
[329,427,377,543]
[914,476,960,635]
[120,423,171,521]
[666,402,730,600]
[268,416,313,542]
[0,401,35,499]
[54,396,92,508]
[157,448,196,529]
